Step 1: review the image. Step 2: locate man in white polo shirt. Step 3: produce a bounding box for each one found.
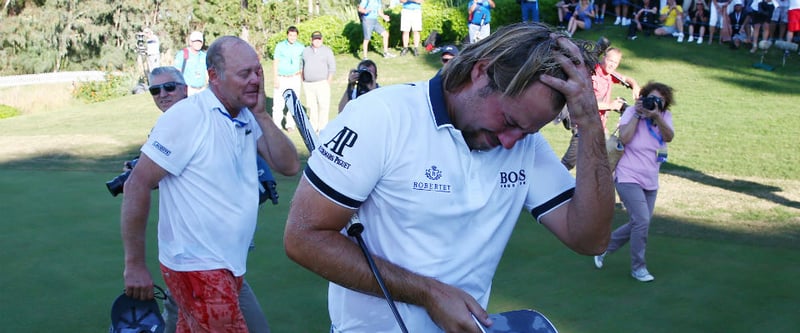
[284,23,614,332]
[121,36,299,332]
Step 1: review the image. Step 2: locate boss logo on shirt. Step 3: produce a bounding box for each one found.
[152,141,172,156]
[499,169,526,188]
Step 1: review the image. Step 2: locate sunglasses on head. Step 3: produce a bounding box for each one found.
[149,82,182,95]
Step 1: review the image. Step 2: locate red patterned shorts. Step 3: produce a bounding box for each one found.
[160,264,247,333]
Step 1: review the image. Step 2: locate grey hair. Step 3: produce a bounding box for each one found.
[149,66,185,85]
[206,36,249,80]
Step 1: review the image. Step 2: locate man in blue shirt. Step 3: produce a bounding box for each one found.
[272,26,305,131]
[172,31,208,95]
[468,0,496,43]
[359,0,397,59]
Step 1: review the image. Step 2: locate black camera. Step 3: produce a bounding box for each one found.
[106,158,138,197]
[135,32,147,54]
[353,68,374,98]
[642,96,663,111]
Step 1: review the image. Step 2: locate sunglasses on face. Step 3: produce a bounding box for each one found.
[149,82,182,95]
[441,57,453,64]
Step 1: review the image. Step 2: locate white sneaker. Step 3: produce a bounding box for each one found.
[677,33,684,43]
[632,267,655,282]
[614,17,621,25]
[697,37,703,44]
[594,252,606,269]
[623,18,631,26]
[687,36,694,43]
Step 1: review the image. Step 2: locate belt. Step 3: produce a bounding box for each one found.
[279,72,300,77]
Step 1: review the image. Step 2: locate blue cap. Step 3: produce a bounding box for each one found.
[441,45,459,57]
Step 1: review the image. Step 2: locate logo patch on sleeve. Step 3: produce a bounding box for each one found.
[318,127,358,170]
[152,141,172,156]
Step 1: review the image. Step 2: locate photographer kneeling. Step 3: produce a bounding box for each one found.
[338,59,380,113]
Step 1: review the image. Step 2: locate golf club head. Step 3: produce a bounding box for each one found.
[477,309,558,333]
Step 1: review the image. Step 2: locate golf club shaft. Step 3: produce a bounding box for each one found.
[284,89,408,332]
[347,222,409,333]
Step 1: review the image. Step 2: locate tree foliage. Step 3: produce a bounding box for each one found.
[0,0,537,76]
[0,0,314,75]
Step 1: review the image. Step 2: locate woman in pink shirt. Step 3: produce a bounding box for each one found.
[593,82,675,283]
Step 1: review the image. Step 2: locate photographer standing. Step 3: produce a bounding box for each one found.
[593,82,675,283]
[337,59,379,113]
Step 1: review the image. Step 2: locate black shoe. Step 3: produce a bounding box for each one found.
[400,48,409,56]
[411,47,419,56]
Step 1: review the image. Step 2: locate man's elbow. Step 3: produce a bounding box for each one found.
[283,162,301,177]
[283,222,312,266]
[572,230,611,255]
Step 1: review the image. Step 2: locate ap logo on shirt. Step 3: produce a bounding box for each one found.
[324,127,358,156]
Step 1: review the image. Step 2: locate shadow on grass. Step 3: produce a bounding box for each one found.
[662,162,800,210]
[622,207,800,250]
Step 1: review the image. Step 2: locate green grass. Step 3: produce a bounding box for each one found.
[1,28,798,332]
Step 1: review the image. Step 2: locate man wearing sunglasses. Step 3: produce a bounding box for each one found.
[122,37,300,332]
[147,67,188,112]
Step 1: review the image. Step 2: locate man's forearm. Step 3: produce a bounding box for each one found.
[570,117,614,255]
[285,182,438,308]
[120,179,153,266]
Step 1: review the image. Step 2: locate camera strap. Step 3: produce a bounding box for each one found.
[181,48,189,74]
[645,119,664,146]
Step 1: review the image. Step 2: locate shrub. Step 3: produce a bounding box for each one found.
[73,72,132,104]
[0,104,21,120]
[265,16,351,58]
[264,1,475,57]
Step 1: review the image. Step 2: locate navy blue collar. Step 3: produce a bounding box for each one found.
[428,73,452,128]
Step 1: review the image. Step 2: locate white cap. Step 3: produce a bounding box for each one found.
[189,31,203,42]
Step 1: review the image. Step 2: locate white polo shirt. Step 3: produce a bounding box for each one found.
[142,89,262,277]
[308,75,576,332]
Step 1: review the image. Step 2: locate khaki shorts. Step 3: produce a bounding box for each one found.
[400,9,423,32]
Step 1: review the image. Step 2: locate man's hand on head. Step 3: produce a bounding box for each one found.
[539,34,599,130]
